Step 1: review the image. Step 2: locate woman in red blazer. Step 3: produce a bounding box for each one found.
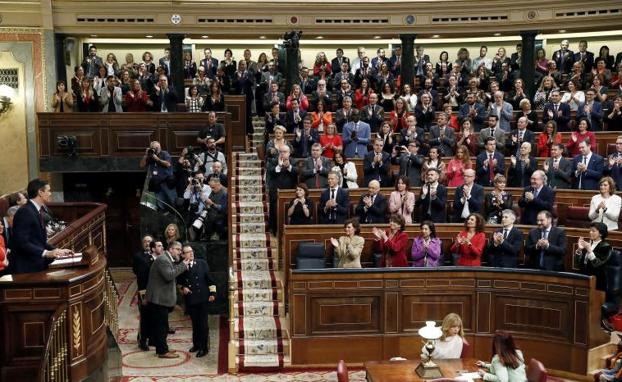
[536,120,563,157]
[373,214,409,267]
[389,98,411,133]
[450,213,486,266]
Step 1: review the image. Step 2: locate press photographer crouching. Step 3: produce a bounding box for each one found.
[191,176,228,241]
[140,141,176,210]
[184,172,211,241]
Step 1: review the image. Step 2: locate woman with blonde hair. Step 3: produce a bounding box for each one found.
[164,223,181,247]
[421,313,465,359]
[588,177,621,231]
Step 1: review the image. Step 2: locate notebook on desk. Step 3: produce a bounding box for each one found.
[49,252,86,269]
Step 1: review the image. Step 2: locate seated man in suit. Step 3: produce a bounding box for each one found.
[525,210,567,271]
[506,116,535,156]
[361,93,385,133]
[356,180,388,224]
[458,93,486,131]
[415,168,447,223]
[11,178,73,274]
[286,98,306,133]
[334,96,357,132]
[604,136,622,191]
[476,137,506,187]
[342,109,371,159]
[485,209,524,268]
[133,235,154,350]
[293,116,320,158]
[363,139,392,187]
[543,144,573,189]
[398,141,424,187]
[429,112,456,157]
[518,170,555,225]
[576,88,604,131]
[319,171,350,224]
[542,90,571,131]
[301,143,332,189]
[478,114,506,152]
[572,140,604,190]
[177,245,216,358]
[452,169,484,223]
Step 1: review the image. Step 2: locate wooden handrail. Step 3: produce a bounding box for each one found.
[38,304,69,382]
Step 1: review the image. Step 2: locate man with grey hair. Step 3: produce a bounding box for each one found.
[355,180,388,224]
[452,169,484,223]
[508,141,537,188]
[2,205,18,249]
[506,116,535,156]
[518,170,555,225]
[525,210,567,271]
[485,209,524,268]
[552,39,575,74]
[350,47,366,74]
[335,96,356,132]
[301,143,332,189]
[489,90,514,132]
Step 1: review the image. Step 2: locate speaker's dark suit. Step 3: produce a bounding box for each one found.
[604,153,622,191]
[518,185,555,225]
[525,226,567,271]
[476,151,505,187]
[572,153,604,190]
[319,187,350,224]
[574,51,594,73]
[11,201,54,274]
[507,157,538,188]
[485,227,524,268]
[452,184,484,223]
[355,193,388,224]
[544,157,573,189]
[415,184,447,223]
[551,49,575,73]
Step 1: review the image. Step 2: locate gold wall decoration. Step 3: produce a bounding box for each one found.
[72,308,81,352]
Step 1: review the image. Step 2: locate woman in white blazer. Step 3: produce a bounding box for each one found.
[331,151,359,189]
[588,177,621,231]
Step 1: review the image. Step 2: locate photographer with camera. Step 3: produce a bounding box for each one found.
[197,112,226,152]
[140,141,176,210]
[184,172,212,241]
[178,146,204,175]
[206,161,228,188]
[198,137,227,176]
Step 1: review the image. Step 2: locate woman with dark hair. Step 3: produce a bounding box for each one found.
[389,176,415,224]
[220,48,236,82]
[588,177,621,231]
[411,221,442,267]
[331,151,357,189]
[456,119,479,156]
[576,222,613,294]
[597,45,615,71]
[203,81,225,112]
[52,80,74,112]
[446,145,472,187]
[331,218,364,268]
[287,183,314,225]
[379,82,396,112]
[354,78,374,109]
[372,214,409,267]
[185,85,204,113]
[377,121,396,154]
[422,147,446,184]
[142,51,156,74]
[7,192,27,207]
[450,213,486,266]
[535,48,549,75]
[476,331,526,381]
[566,118,597,157]
[77,77,99,112]
[484,174,513,224]
[389,98,410,133]
[436,51,452,76]
[536,120,562,157]
[311,100,332,133]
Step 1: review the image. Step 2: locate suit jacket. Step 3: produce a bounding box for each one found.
[151,87,178,112]
[335,235,363,268]
[552,49,575,73]
[542,102,571,131]
[334,108,355,132]
[331,57,351,74]
[99,86,123,112]
[342,120,371,158]
[544,157,573,189]
[200,57,219,78]
[572,153,604,190]
[478,127,506,151]
[11,201,55,274]
[133,251,154,291]
[489,102,514,132]
[158,57,171,75]
[429,125,456,157]
[292,129,320,158]
[398,153,424,187]
[505,129,535,156]
[301,156,332,189]
[263,90,285,111]
[356,193,388,224]
[361,104,385,133]
[319,187,350,224]
[266,159,298,198]
[264,112,286,135]
[413,54,431,76]
[458,102,486,131]
[299,77,316,95]
[176,259,216,306]
[452,183,484,222]
[476,151,506,187]
[508,157,538,188]
[363,151,392,187]
[576,101,604,130]
[518,185,555,225]
[525,227,567,271]
[574,51,595,73]
[145,252,187,307]
[415,183,447,223]
[81,55,104,78]
[286,110,306,133]
[414,104,436,131]
[485,227,524,268]
[604,153,622,191]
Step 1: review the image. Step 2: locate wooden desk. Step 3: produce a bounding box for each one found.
[365,359,478,382]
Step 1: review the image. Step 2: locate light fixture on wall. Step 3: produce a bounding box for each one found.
[0,84,15,114]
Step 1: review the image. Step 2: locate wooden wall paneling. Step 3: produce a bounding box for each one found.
[224,95,246,151]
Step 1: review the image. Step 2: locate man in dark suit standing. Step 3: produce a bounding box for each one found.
[574,40,595,73]
[518,170,555,225]
[572,140,604,190]
[301,143,332,189]
[200,48,219,79]
[158,47,171,75]
[576,89,604,130]
[152,75,178,112]
[542,91,571,131]
[11,178,73,274]
[506,117,535,156]
[132,235,155,351]
[363,139,392,187]
[177,245,216,358]
[389,45,403,76]
[361,93,384,133]
[476,137,506,187]
[452,169,484,223]
[319,172,350,224]
[458,94,486,131]
[286,99,306,133]
[413,45,431,77]
[331,48,350,79]
[146,241,189,358]
[525,211,567,271]
[543,144,573,189]
[266,145,298,234]
[604,136,622,191]
[356,180,388,224]
[485,209,523,268]
[416,168,447,223]
[429,112,456,157]
[551,39,574,74]
[293,118,320,158]
[398,141,424,187]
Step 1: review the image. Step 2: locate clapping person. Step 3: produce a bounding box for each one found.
[572,140,604,190]
[389,176,415,224]
[363,139,391,187]
[301,143,332,189]
[319,172,350,224]
[52,80,74,112]
[536,120,562,157]
[331,219,364,269]
[452,169,484,223]
[125,80,153,112]
[525,211,567,271]
[287,184,314,225]
[311,100,333,134]
[456,119,479,156]
[342,109,371,158]
[422,147,447,184]
[605,96,622,131]
[446,145,472,187]
[356,180,388,224]
[416,168,447,223]
[508,142,537,188]
[76,77,99,112]
[372,214,408,267]
[398,141,424,188]
[331,151,358,189]
[421,313,464,359]
[515,98,538,132]
[476,137,505,187]
[543,144,573,189]
[476,331,527,382]
[566,118,597,157]
[293,117,319,158]
[604,136,622,189]
[450,213,486,266]
[485,210,523,268]
[588,177,621,231]
[518,170,555,225]
[415,91,436,132]
[484,175,513,224]
[411,221,442,267]
[575,222,613,292]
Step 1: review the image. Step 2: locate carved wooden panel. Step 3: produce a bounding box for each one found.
[310,296,381,335]
[401,294,474,333]
[110,130,155,153]
[494,295,570,341]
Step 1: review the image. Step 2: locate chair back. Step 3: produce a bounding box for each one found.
[527,358,548,382]
[460,338,470,358]
[337,359,349,382]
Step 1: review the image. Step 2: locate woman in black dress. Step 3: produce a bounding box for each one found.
[484,174,513,224]
[287,183,314,225]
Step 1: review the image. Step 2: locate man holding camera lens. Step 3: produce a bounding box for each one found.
[184,172,211,240]
[140,141,176,210]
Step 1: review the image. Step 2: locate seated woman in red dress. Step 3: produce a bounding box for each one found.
[450,213,486,266]
[372,214,409,267]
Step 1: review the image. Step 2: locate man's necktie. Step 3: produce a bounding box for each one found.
[503,229,509,239]
[539,229,548,269]
[426,185,432,216]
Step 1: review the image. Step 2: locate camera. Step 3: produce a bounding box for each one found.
[57,135,78,157]
[184,146,197,160]
[147,148,156,157]
[192,210,208,230]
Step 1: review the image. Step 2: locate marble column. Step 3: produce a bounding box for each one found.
[399,34,416,89]
[520,30,538,100]
[167,33,185,99]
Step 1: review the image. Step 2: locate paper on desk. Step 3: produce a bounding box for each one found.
[51,253,83,266]
[456,372,481,381]
[0,274,13,282]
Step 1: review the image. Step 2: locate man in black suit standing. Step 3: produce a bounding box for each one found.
[542,90,571,131]
[331,48,350,79]
[506,117,535,156]
[177,245,216,358]
[363,139,392,187]
[518,170,555,225]
[452,169,484,223]
[152,75,178,112]
[266,145,298,234]
[356,180,388,224]
[604,136,622,191]
[551,39,574,75]
[133,235,155,351]
[416,168,447,223]
[572,140,604,190]
[543,144,573,189]
[525,211,567,271]
[485,209,524,268]
[11,178,73,274]
[476,137,506,187]
[398,141,424,187]
[200,48,219,79]
[319,172,350,224]
[301,143,331,189]
[413,45,430,77]
[361,93,384,133]
[574,40,595,73]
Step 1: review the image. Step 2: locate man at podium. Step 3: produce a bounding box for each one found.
[10,178,73,274]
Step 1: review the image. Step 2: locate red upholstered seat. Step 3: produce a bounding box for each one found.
[460,338,470,358]
[337,359,349,382]
[565,206,591,229]
[527,358,547,382]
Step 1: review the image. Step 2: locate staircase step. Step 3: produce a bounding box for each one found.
[234,287,283,302]
[232,204,267,215]
[232,222,269,235]
[234,247,275,260]
[232,316,288,340]
[233,214,269,224]
[236,354,284,370]
[233,194,266,203]
[233,258,274,271]
[232,271,281,289]
[233,233,272,249]
[233,301,285,318]
[233,339,288,356]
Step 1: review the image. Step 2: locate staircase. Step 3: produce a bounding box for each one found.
[250,116,266,151]
[228,148,289,372]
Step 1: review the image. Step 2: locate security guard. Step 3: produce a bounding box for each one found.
[177,245,216,358]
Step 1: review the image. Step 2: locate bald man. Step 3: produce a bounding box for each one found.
[355,180,388,224]
[452,169,484,223]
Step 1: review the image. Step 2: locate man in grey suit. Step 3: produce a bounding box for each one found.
[543,144,572,189]
[429,112,456,157]
[99,76,123,112]
[146,241,190,358]
[301,143,332,189]
[479,114,506,152]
